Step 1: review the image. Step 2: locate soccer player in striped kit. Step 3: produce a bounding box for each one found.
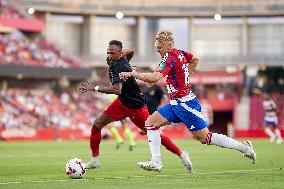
[120,30,256,172]
[262,93,282,144]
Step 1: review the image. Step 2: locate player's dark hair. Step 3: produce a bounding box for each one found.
[109,40,123,50]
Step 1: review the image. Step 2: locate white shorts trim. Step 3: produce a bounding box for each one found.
[170,92,196,105]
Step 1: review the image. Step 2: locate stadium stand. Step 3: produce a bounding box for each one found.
[0,3,25,19]
[0,32,81,67]
[0,88,106,140]
[0,0,44,32]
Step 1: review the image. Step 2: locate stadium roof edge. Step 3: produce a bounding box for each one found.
[25,8,284,17]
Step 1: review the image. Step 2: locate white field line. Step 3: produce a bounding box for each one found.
[0,168,281,185]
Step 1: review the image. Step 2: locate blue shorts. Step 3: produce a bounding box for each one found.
[264,120,277,127]
[158,98,207,131]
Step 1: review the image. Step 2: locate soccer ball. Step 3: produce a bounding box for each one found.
[65,158,86,179]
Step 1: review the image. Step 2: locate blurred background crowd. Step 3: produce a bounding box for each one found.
[0,0,284,140]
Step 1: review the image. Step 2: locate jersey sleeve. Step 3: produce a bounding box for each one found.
[155,53,171,76]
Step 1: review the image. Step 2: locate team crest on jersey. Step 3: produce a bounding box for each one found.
[157,53,168,70]
[157,61,166,70]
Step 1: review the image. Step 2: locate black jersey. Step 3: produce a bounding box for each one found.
[108,57,145,108]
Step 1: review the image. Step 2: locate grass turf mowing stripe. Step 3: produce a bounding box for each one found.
[0,167,281,185]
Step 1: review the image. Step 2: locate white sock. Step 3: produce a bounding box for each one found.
[264,128,276,139]
[91,156,99,163]
[147,129,161,162]
[209,133,249,154]
[274,128,282,140]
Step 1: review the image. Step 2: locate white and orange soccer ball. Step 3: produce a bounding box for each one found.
[65,158,86,179]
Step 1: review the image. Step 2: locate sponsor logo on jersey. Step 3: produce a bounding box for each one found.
[157,61,166,70]
[157,53,168,70]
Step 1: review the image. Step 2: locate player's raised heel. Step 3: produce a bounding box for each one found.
[137,160,163,172]
[243,140,257,164]
[180,151,193,173]
[85,161,100,169]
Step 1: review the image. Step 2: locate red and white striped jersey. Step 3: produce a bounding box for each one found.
[155,48,193,100]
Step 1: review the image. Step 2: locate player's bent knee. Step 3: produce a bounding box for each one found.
[92,124,101,130]
[92,120,104,130]
[145,114,158,126]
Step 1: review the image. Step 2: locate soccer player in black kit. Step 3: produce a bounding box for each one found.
[79,40,191,171]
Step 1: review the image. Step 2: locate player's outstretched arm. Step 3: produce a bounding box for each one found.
[78,81,96,93]
[78,81,122,95]
[120,71,164,83]
[97,83,122,95]
[122,48,135,61]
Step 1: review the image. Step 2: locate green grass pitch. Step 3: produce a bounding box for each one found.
[0,139,283,189]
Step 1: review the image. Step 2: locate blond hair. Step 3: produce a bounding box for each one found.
[155,30,174,44]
